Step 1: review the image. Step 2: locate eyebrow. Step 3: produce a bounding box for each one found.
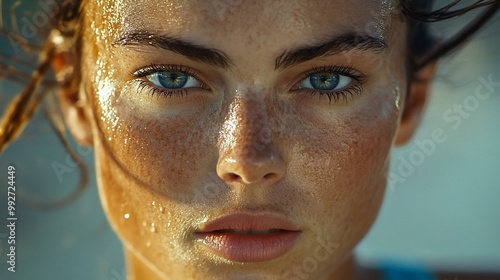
[275,33,387,70]
[113,31,387,71]
[113,31,232,69]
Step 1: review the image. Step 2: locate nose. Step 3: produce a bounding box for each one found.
[216,96,286,186]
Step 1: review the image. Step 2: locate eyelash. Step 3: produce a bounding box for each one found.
[130,64,368,103]
[297,65,367,104]
[130,64,207,98]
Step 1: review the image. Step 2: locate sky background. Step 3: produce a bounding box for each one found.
[0,1,499,279]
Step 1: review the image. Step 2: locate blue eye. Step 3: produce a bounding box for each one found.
[293,66,367,103]
[300,72,352,91]
[147,71,201,89]
[131,65,208,98]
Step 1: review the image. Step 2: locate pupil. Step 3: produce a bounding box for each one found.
[310,73,339,90]
[158,72,188,89]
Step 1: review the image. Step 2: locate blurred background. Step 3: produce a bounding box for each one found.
[0,0,499,279]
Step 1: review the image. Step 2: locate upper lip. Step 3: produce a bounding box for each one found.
[196,212,301,233]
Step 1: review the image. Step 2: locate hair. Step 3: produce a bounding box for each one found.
[0,0,498,208]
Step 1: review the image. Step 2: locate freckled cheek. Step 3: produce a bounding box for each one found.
[93,113,212,266]
[341,119,396,189]
[288,105,398,227]
[289,112,397,244]
[95,103,217,198]
[292,114,396,193]
[332,117,396,228]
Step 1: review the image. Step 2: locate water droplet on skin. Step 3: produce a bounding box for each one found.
[142,221,147,227]
[393,86,401,110]
[159,205,165,213]
[124,213,130,219]
[146,241,151,247]
[151,201,156,207]
[150,223,156,233]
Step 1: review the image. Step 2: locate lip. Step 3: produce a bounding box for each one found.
[195,212,301,262]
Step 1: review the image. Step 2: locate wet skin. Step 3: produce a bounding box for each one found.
[63,0,422,279]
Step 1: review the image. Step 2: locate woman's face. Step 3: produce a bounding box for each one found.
[80,0,408,278]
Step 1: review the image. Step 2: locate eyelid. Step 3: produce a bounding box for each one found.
[130,64,203,81]
[299,65,367,84]
[131,64,210,89]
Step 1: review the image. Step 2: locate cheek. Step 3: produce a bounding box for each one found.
[285,87,399,247]
[92,120,216,275]
[94,92,220,200]
[94,145,200,273]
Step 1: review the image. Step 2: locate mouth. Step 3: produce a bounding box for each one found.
[211,229,286,234]
[195,213,301,263]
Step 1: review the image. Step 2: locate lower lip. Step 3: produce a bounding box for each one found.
[196,231,301,262]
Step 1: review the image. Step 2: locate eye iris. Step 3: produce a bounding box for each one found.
[309,73,339,90]
[157,72,188,89]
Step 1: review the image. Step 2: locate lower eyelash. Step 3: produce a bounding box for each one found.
[136,80,188,98]
[304,84,364,104]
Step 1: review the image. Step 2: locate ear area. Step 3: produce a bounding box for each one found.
[394,61,438,146]
[53,51,93,147]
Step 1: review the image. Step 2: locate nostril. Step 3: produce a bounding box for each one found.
[222,172,277,185]
[263,173,277,181]
[225,173,241,182]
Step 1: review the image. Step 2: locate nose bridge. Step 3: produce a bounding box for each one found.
[220,94,272,160]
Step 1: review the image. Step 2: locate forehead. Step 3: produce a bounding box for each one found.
[87,0,400,51]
